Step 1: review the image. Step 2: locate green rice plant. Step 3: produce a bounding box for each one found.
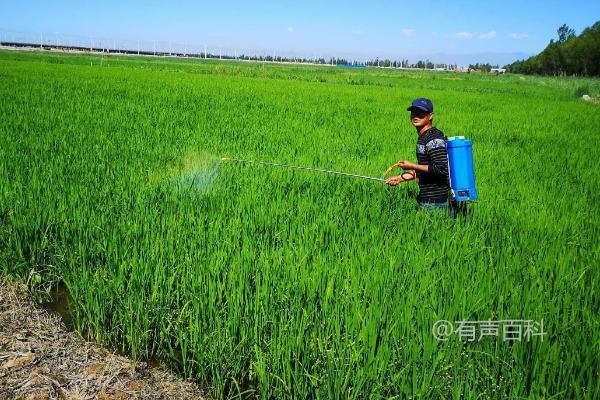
[0,50,598,399]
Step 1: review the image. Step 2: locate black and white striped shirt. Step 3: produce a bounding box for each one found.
[415,127,450,203]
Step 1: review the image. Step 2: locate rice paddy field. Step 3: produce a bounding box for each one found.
[0,50,599,399]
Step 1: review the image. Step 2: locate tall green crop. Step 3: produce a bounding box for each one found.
[0,50,598,399]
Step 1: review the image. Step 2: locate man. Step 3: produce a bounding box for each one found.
[385,98,450,210]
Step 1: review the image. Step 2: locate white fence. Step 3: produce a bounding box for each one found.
[0,28,367,65]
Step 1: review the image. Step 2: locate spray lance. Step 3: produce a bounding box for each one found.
[221,157,388,182]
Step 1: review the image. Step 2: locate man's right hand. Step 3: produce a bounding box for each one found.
[385,176,404,186]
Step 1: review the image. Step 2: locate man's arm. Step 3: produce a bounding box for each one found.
[424,138,449,178]
[398,161,428,173]
[397,138,448,177]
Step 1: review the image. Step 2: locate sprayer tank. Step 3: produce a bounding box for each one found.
[447,136,478,201]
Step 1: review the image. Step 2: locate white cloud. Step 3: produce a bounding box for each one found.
[454,31,497,40]
[402,28,416,38]
[509,32,529,39]
[287,27,294,33]
[479,31,497,40]
[455,31,476,40]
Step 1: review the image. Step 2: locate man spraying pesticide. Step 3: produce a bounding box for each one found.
[221,97,477,215]
[384,98,477,217]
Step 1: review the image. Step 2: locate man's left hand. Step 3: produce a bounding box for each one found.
[398,160,415,170]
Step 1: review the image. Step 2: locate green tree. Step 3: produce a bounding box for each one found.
[557,24,576,44]
[507,21,600,76]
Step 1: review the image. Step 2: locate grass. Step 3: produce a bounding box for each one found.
[0,49,599,399]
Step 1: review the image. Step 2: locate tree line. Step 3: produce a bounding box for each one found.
[507,21,600,76]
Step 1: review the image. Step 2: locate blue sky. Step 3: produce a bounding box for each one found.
[1,1,599,65]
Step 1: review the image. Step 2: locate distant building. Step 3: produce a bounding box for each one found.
[491,68,507,74]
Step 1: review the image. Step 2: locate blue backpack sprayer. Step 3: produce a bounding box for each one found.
[447,136,478,201]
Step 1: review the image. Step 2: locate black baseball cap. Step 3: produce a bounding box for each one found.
[407,98,434,113]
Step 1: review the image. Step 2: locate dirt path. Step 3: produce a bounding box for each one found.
[0,279,206,400]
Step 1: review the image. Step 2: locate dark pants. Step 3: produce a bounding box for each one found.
[419,200,466,219]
